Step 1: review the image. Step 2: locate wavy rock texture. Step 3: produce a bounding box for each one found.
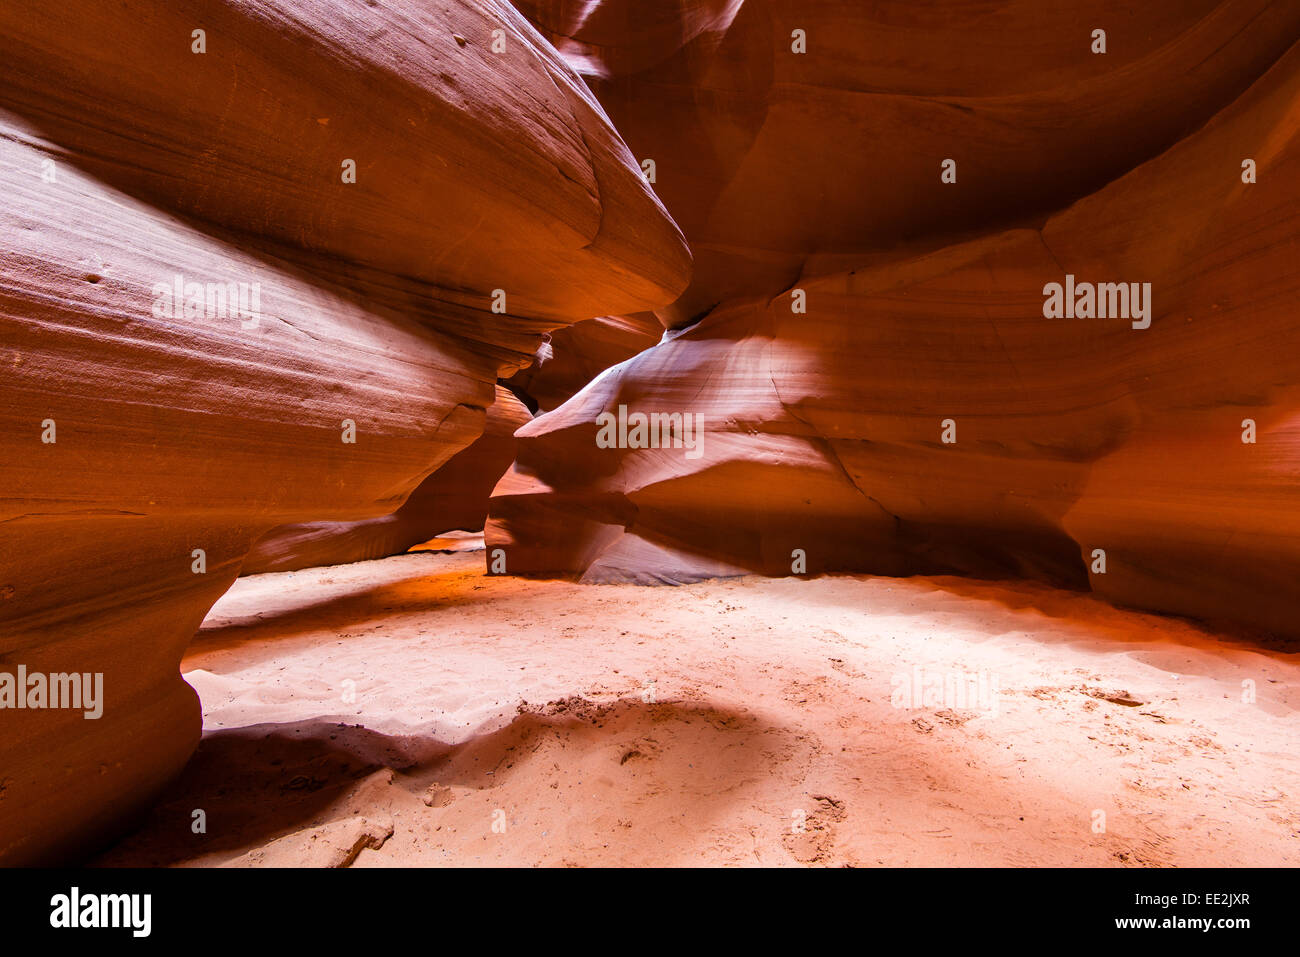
[243,307,657,577]
[0,0,689,337]
[508,313,663,413]
[242,386,531,574]
[491,2,1300,638]
[519,0,1300,325]
[0,0,688,865]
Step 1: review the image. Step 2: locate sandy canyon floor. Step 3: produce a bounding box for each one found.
[95,546,1299,867]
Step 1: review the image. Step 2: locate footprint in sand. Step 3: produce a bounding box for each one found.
[422,783,455,807]
[782,794,847,864]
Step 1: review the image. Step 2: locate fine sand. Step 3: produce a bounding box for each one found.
[96,547,1299,866]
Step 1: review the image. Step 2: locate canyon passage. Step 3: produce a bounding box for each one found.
[1,0,1298,868]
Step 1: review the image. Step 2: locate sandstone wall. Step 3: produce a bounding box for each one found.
[242,386,531,573]
[491,1,1300,638]
[0,0,688,864]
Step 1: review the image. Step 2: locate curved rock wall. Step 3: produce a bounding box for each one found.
[0,0,688,864]
[519,0,1300,325]
[507,313,663,414]
[242,386,531,574]
[490,2,1300,638]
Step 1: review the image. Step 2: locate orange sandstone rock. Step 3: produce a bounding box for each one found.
[242,387,531,574]
[492,4,1300,637]
[521,0,1300,326]
[508,313,664,414]
[0,0,688,864]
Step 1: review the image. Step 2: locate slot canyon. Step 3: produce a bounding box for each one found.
[1,0,1298,871]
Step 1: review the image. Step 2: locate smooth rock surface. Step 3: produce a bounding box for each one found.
[508,313,663,413]
[0,0,688,865]
[242,386,531,574]
[520,0,1300,327]
[492,4,1300,638]
[0,0,690,338]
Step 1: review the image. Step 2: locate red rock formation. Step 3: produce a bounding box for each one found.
[491,3,1300,638]
[508,313,663,413]
[0,0,688,864]
[520,0,1300,326]
[0,0,689,334]
[242,386,531,574]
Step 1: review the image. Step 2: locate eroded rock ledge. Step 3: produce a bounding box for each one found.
[490,2,1300,639]
[0,0,688,865]
[242,386,531,574]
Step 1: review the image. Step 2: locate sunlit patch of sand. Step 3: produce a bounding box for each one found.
[96,552,1299,867]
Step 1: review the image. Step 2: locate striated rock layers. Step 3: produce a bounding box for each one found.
[518,0,1300,325]
[507,313,663,414]
[0,0,688,864]
[244,307,659,577]
[491,2,1300,638]
[242,386,531,574]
